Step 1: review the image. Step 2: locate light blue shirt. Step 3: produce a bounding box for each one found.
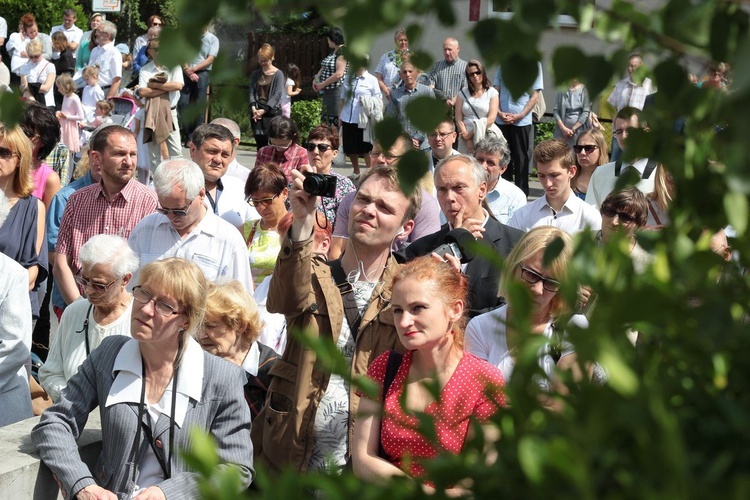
[495,62,544,127]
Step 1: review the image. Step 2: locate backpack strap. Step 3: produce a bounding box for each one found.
[327,259,363,338]
[378,350,404,460]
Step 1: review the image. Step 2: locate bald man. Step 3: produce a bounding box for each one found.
[427,37,467,107]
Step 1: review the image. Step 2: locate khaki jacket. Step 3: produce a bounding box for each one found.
[252,234,403,472]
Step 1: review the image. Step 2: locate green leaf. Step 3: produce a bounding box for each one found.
[0,93,25,127]
[598,341,639,396]
[542,236,565,267]
[405,96,447,133]
[518,436,546,483]
[409,51,434,73]
[397,150,429,196]
[500,54,541,101]
[552,46,586,85]
[374,117,404,151]
[723,191,748,235]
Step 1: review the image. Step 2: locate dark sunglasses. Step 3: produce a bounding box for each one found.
[573,144,598,154]
[600,206,637,224]
[156,200,193,217]
[467,70,482,76]
[306,142,332,153]
[0,147,18,160]
[520,266,561,293]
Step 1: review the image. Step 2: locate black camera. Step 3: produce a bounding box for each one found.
[303,172,338,198]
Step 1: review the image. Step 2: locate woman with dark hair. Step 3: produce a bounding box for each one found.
[254,116,310,182]
[19,101,62,208]
[132,15,163,58]
[243,162,291,287]
[7,13,52,76]
[249,43,285,149]
[553,79,592,146]
[353,256,505,490]
[313,27,348,127]
[571,128,608,200]
[33,258,254,499]
[454,59,499,154]
[598,188,651,274]
[306,124,355,227]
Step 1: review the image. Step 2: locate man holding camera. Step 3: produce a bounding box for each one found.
[252,164,421,473]
[397,155,523,317]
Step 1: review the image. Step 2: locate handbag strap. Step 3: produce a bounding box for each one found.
[462,89,482,119]
[648,199,662,226]
[377,350,404,460]
[328,259,363,339]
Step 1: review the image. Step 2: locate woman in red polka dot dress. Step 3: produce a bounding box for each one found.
[352,256,506,491]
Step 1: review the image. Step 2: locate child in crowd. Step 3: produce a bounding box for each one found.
[51,32,75,76]
[81,66,104,122]
[55,74,84,154]
[117,44,134,89]
[282,63,301,118]
[79,99,114,146]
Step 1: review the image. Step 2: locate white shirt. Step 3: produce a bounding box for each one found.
[105,337,204,491]
[253,276,287,355]
[50,24,83,58]
[0,17,7,40]
[225,158,250,185]
[508,190,602,234]
[203,177,258,228]
[40,297,133,402]
[340,71,381,124]
[486,178,527,225]
[138,61,184,108]
[20,59,56,106]
[128,210,254,292]
[6,32,30,73]
[82,83,105,122]
[89,41,122,87]
[466,305,581,392]
[585,158,656,208]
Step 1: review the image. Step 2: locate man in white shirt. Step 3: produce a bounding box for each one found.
[474,135,527,224]
[50,9,83,55]
[88,21,122,97]
[426,119,460,176]
[135,39,184,169]
[508,139,601,235]
[210,117,249,185]
[585,107,656,208]
[189,123,257,227]
[128,158,253,292]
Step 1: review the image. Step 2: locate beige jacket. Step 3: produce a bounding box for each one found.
[251,234,403,472]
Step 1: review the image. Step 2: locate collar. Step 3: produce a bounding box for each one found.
[241,342,261,381]
[101,41,115,50]
[95,178,139,202]
[159,208,217,237]
[106,337,204,427]
[542,190,576,214]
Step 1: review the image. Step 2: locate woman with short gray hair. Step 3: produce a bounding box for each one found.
[40,234,138,401]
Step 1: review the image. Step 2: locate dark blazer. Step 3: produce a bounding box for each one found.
[32,335,254,499]
[243,342,278,419]
[396,218,524,316]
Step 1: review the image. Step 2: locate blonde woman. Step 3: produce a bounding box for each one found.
[646,164,673,228]
[20,39,56,107]
[571,128,609,200]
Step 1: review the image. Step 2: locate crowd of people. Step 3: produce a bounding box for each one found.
[0,10,735,499]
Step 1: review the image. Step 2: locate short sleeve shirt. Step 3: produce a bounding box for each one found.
[495,62,544,127]
[191,32,219,69]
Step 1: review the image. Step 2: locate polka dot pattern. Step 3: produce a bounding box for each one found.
[363,350,506,477]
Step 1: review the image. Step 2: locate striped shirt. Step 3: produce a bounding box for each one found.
[427,58,467,101]
[56,179,157,285]
[387,83,436,145]
[606,77,656,111]
[255,143,310,183]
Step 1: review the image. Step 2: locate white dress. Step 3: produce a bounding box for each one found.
[20,59,56,106]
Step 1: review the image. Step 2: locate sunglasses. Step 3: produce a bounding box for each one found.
[519,266,561,293]
[600,206,637,224]
[0,147,18,160]
[75,273,120,293]
[467,70,482,76]
[270,140,292,151]
[156,200,194,217]
[306,143,332,153]
[573,144,598,154]
[247,193,280,207]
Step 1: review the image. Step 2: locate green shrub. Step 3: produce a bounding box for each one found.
[0,0,85,33]
[534,120,555,144]
[291,98,322,142]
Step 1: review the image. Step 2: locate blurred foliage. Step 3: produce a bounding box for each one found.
[535,120,555,144]
[291,98,323,142]
[0,0,86,34]
[6,0,750,496]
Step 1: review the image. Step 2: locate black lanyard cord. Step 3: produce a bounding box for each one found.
[76,304,94,356]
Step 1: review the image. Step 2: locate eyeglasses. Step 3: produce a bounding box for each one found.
[247,193,280,207]
[75,273,120,293]
[133,286,181,316]
[156,200,194,217]
[0,147,18,160]
[306,142,332,153]
[369,150,402,161]
[600,206,637,224]
[467,70,482,76]
[427,131,455,140]
[270,140,292,151]
[573,144,598,154]
[519,266,561,293]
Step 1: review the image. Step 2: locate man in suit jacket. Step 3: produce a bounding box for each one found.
[397,154,524,317]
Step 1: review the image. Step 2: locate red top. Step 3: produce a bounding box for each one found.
[255,143,309,183]
[364,350,505,478]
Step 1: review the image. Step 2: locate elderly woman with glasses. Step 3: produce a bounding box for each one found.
[242,162,291,287]
[466,226,587,396]
[254,116,310,182]
[33,257,254,499]
[39,235,138,402]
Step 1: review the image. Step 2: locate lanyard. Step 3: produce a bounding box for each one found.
[129,359,180,487]
[76,304,94,356]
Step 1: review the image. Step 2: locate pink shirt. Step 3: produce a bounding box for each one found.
[31,163,54,200]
